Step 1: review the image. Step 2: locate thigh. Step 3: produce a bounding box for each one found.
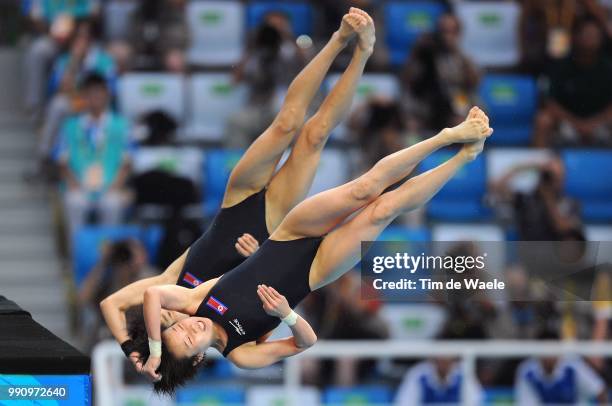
[308,200,393,290]
[223,123,298,208]
[265,141,323,231]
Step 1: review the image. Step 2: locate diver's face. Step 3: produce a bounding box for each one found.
[162,317,213,358]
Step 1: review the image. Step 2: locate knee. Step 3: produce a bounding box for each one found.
[302,118,331,149]
[350,177,379,202]
[370,199,398,225]
[274,106,304,135]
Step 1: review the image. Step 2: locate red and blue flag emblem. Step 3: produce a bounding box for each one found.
[206,296,228,315]
[182,272,202,287]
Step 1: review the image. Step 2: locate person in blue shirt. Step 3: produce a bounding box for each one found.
[55,73,131,237]
[515,331,607,405]
[395,357,483,405]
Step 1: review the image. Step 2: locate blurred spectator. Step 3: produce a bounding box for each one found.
[401,13,480,132]
[54,73,132,236]
[301,272,389,386]
[394,357,483,405]
[349,98,407,169]
[23,14,75,118]
[22,0,101,117]
[225,12,306,148]
[591,265,612,384]
[79,239,156,351]
[127,0,188,72]
[489,156,583,241]
[534,18,612,147]
[515,331,608,404]
[39,21,117,162]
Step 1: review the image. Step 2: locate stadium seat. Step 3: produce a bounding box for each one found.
[246,2,313,36]
[483,387,514,405]
[186,1,245,66]
[479,75,538,146]
[118,73,185,123]
[176,385,245,405]
[132,147,204,184]
[325,73,400,139]
[72,225,163,286]
[380,304,446,339]
[377,226,431,242]
[562,150,612,222]
[486,148,553,192]
[419,151,489,221]
[456,2,521,67]
[384,1,447,66]
[202,149,245,215]
[323,386,393,405]
[247,385,321,406]
[184,73,248,141]
[117,385,173,406]
[103,1,137,41]
[307,148,351,197]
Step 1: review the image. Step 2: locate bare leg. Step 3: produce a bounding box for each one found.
[265,10,374,231]
[222,27,353,208]
[309,140,486,289]
[272,107,491,240]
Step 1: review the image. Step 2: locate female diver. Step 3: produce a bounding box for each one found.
[100,8,376,371]
[139,107,494,393]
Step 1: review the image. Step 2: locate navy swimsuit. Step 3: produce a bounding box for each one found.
[176,190,269,288]
[195,237,323,356]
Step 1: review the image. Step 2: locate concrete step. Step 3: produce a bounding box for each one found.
[0,181,48,204]
[1,286,67,311]
[0,205,52,227]
[0,259,62,284]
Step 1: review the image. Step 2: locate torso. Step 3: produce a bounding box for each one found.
[175,190,269,288]
[194,237,323,356]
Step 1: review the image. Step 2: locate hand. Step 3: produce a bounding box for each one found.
[235,233,259,257]
[349,7,376,53]
[128,351,144,373]
[143,356,162,382]
[257,285,291,319]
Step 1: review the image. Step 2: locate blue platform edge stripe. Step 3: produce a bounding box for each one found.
[0,374,90,406]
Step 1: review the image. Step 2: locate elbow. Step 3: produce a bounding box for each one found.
[99,296,112,313]
[299,333,317,349]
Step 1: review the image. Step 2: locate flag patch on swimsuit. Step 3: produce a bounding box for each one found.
[206,296,228,315]
[182,272,202,287]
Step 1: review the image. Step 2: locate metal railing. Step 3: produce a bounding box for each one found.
[92,339,612,406]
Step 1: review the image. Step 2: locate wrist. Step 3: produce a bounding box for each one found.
[148,337,162,358]
[281,310,299,326]
[331,31,349,48]
[120,339,136,358]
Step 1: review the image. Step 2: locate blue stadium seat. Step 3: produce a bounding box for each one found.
[246,2,313,36]
[72,225,163,286]
[483,387,514,405]
[202,149,245,216]
[377,226,431,242]
[480,74,538,146]
[176,385,245,405]
[419,151,489,221]
[384,1,447,66]
[562,150,612,222]
[323,386,393,404]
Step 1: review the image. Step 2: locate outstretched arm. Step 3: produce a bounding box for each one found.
[229,285,317,369]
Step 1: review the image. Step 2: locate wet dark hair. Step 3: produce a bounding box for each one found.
[125,305,204,396]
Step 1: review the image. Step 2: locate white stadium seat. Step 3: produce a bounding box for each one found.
[380,304,447,340]
[118,73,186,122]
[487,148,554,194]
[456,2,521,67]
[184,73,248,141]
[186,1,245,66]
[103,0,137,41]
[247,386,321,406]
[325,73,400,140]
[131,146,203,184]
